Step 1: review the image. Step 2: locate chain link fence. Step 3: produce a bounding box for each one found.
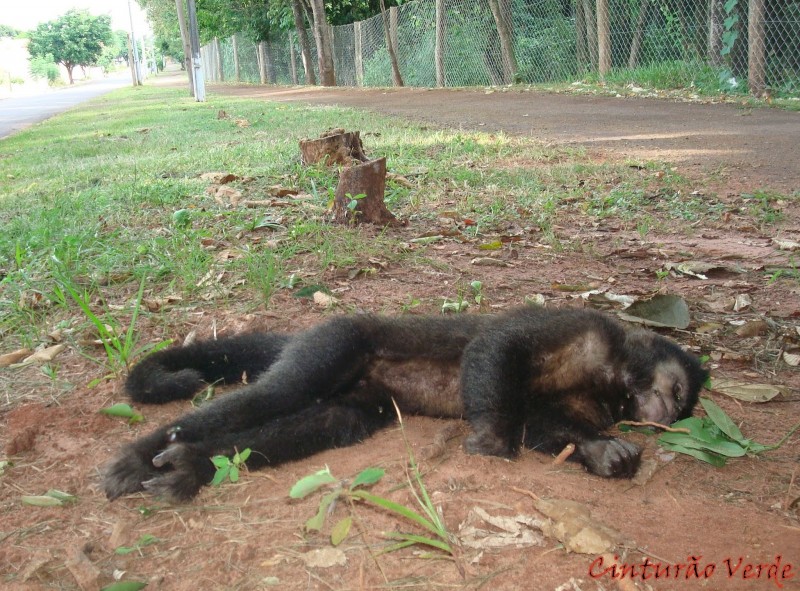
[201,0,800,96]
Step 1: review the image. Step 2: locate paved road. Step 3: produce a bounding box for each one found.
[0,72,132,139]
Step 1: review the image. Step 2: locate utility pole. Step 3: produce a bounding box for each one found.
[186,0,206,101]
[127,0,142,85]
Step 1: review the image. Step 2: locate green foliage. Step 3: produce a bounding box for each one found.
[101,582,148,591]
[659,398,800,466]
[98,30,129,73]
[27,9,112,83]
[210,448,251,486]
[29,55,60,83]
[100,403,144,425]
[291,463,453,553]
[55,273,171,373]
[115,533,161,555]
[0,24,21,38]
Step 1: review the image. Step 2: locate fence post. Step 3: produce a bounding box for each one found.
[354,21,364,87]
[264,40,276,83]
[289,34,298,84]
[435,0,445,86]
[232,34,241,82]
[584,0,598,70]
[748,0,766,95]
[214,37,224,81]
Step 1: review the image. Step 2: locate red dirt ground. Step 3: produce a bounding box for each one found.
[1,78,799,591]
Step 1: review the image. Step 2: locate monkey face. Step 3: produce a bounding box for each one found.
[623,332,707,425]
[629,358,694,424]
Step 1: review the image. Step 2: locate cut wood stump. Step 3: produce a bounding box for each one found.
[333,157,397,226]
[300,129,368,166]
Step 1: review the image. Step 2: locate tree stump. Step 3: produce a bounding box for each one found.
[299,129,368,166]
[333,157,397,226]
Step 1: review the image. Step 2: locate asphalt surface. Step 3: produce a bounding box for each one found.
[0,72,131,139]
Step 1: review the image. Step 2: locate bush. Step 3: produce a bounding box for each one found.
[30,55,60,83]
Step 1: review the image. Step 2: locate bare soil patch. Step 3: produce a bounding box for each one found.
[1,81,799,591]
[208,83,800,195]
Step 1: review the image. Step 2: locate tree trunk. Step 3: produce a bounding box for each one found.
[435,0,445,86]
[289,34,298,84]
[707,0,725,67]
[292,0,316,85]
[307,0,335,86]
[333,158,396,226]
[257,41,267,84]
[174,0,194,94]
[576,0,587,70]
[628,0,649,69]
[596,0,611,76]
[748,0,766,95]
[300,129,368,166]
[487,0,517,83]
[380,0,404,86]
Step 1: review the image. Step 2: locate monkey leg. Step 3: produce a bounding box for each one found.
[460,331,529,458]
[126,332,291,404]
[104,389,394,502]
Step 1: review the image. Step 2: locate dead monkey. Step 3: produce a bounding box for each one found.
[102,306,707,502]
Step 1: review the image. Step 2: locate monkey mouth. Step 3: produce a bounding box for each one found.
[634,391,678,424]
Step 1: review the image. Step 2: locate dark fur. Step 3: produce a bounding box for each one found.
[102,307,707,502]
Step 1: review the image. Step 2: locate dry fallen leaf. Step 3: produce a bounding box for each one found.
[471,257,512,267]
[783,351,800,367]
[713,379,788,402]
[533,497,626,554]
[773,238,800,251]
[733,293,752,312]
[300,547,346,568]
[458,506,545,549]
[0,348,33,367]
[22,344,67,364]
[313,291,338,308]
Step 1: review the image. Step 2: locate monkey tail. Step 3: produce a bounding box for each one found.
[125,332,291,404]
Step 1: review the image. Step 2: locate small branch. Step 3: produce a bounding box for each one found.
[510,485,540,502]
[552,443,575,465]
[617,420,690,434]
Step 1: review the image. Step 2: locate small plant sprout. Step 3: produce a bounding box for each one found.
[115,533,161,555]
[54,272,172,373]
[100,403,144,425]
[211,448,251,486]
[470,280,483,305]
[345,192,367,211]
[289,403,453,555]
[441,291,469,314]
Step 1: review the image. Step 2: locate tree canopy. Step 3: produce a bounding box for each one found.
[0,24,21,38]
[27,10,113,84]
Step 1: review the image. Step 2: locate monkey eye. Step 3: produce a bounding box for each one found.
[672,382,683,401]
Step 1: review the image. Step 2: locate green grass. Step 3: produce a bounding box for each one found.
[0,83,737,352]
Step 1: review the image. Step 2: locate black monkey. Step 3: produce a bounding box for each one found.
[102,307,707,502]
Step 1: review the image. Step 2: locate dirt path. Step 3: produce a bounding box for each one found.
[208,83,800,193]
[2,77,799,591]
